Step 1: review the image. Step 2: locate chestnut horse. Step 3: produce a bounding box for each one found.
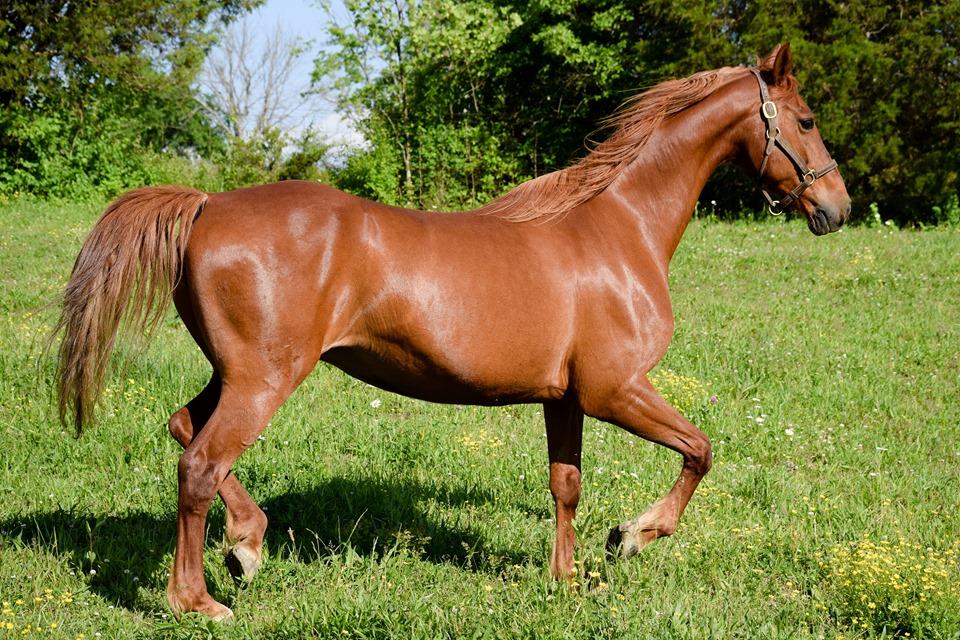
[53,44,849,619]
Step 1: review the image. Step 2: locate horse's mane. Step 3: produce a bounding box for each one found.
[476,66,745,222]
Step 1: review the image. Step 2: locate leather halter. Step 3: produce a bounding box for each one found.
[750,67,838,215]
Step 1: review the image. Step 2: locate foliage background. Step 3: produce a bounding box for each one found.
[0,0,257,199]
[314,0,960,225]
[1,0,958,220]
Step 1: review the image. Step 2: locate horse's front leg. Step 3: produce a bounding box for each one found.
[591,377,713,558]
[544,398,584,580]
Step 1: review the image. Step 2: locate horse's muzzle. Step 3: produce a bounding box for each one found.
[808,200,850,236]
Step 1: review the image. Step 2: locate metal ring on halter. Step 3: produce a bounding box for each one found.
[768,200,784,216]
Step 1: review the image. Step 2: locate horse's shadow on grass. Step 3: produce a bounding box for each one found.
[2,475,546,614]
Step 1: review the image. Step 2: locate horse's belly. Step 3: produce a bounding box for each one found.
[320,344,566,406]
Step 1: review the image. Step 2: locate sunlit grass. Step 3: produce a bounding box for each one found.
[1,199,958,637]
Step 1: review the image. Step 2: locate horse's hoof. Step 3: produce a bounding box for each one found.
[178,599,234,622]
[224,544,262,583]
[209,604,235,623]
[606,522,640,560]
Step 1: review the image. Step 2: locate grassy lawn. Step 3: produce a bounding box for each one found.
[1,198,958,638]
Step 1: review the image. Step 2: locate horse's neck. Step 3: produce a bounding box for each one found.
[602,81,752,264]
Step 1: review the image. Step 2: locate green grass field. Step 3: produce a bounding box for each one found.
[1,199,958,639]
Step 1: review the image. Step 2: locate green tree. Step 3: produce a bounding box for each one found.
[314,0,526,208]
[479,0,739,176]
[316,0,959,224]
[314,0,418,204]
[0,0,259,200]
[316,0,743,210]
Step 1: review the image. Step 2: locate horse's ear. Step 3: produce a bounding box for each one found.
[758,43,794,86]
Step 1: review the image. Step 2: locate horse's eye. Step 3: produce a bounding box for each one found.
[799,118,815,131]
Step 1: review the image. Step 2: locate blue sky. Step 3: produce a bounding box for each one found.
[254,0,329,43]
[229,0,356,146]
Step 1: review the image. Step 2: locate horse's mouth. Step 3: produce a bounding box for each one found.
[808,207,840,236]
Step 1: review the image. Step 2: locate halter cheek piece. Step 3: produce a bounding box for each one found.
[750,67,838,215]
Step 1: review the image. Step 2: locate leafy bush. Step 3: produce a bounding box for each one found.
[932,195,960,228]
[822,537,960,636]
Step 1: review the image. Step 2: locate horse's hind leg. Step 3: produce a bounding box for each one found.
[544,398,584,580]
[167,378,293,620]
[591,378,712,559]
[170,287,267,582]
[168,374,268,583]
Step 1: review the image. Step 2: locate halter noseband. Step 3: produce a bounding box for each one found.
[750,67,838,215]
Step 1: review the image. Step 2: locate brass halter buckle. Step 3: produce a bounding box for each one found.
[761,101,778,120]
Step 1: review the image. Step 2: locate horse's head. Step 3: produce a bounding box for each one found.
[747,44,851,235]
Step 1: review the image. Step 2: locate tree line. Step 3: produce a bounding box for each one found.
[2,0,958,225]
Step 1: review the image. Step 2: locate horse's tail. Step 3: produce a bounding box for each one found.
[51,186,209,436]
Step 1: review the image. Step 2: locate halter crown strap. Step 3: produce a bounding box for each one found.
[749,68,838,215]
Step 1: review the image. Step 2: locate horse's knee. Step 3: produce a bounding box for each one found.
[686,431,713,477]
[654,518,678,537]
